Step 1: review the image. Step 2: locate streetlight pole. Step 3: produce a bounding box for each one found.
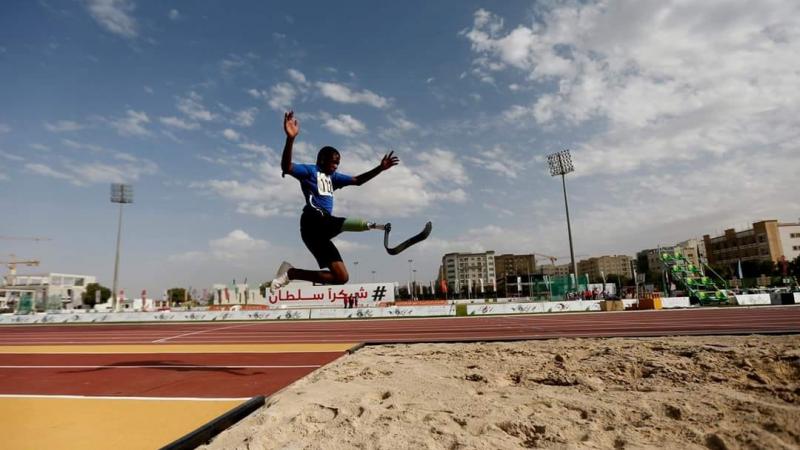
[110,183,133,312]
[371,270,376,282]
[547,150,578,289]
[412,269,417,300]
[353,260,359,283]
[407,259,413,300]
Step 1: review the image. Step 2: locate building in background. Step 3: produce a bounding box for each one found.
[703,220,800,266]
[0,272,96,310]
[637,238,706,277]
[577,255,632,282]
[441,251,496,296]
[778,221,800,262]
[538,263,572,277]
[493,253,536,295]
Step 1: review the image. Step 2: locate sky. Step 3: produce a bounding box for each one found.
[1,0,798,295]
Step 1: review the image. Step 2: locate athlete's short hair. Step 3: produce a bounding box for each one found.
[316,146,340,166]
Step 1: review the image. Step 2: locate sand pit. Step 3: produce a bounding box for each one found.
[202,335,800,449]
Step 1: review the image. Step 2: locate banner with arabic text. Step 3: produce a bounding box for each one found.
[267,282,395,307]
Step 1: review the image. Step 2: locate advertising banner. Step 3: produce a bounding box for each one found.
[267,282,395,308]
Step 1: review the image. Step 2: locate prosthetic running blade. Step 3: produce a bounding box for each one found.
[383,221,432,255]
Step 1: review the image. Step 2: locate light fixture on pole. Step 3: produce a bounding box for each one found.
[547,149,578,288]
[110,183,133,312]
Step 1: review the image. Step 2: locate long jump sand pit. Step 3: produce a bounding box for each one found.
[203,335,800,449]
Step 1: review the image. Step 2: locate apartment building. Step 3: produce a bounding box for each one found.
[441,251,496,294]
[538,263,572,277]
[494,253,536,296]
[577,255,632,282]
[494,253,536,278]
[703,220,800,266]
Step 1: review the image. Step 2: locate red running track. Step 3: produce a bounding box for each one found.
[0,352,343,397]
[1,306,799,345]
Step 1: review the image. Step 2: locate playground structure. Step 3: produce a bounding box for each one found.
[658,247,731,305]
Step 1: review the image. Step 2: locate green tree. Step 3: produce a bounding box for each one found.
[82,283,111,308]
[166,288,191,305]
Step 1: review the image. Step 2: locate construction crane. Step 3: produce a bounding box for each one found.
[0,236,52,242]
[1,254,40,285]
[532,252,559,267]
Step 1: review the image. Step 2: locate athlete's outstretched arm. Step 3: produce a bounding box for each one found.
[281,111,299,176]
[352,151,399,186]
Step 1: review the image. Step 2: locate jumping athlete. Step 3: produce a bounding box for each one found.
[269,111,399,293]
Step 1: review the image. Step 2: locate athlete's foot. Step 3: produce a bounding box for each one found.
[269,261,293,294]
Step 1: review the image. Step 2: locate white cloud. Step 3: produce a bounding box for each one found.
[159,116,199,130]
[85,0,138,38]
[464,2,800,177]
[209,230,268,261]
[222,128,241,142]
[465,145,520,178]
[111,110,150,136]
[44,120,84,132]
[268,83,296,111]
[25,145,157,186]
[415,148,469,186]
[25,163,81,185]
[316,82,389,108]
[287,68,308,86]
[322,113,366,136]
[0,123,10,134]
[232,107,258,127]
[177,91,216,121]
[168,9,179,20]
[169,230,269,263]
[0,150,24,161]
[238,142,271,155]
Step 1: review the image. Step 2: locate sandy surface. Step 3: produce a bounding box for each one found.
[203,335,800,449]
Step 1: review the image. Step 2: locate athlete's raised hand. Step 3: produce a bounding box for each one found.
[380,151,399,171]
[284,111,299,139]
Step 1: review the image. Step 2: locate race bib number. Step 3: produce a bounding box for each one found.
[316,172,333,196]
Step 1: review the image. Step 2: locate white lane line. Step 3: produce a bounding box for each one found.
[152,323,257,343]
[0,394,250,401]
[0,364,321,369]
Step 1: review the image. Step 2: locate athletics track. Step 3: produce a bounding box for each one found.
[1,305,799,448]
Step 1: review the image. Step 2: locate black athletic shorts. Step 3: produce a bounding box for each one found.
[300,208,346,269]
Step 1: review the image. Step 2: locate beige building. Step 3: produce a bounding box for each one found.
[703,220,800,266]
[577,255,632,282]
[494,254,536,279]
[441,251,496,294]
[538,263,571,277]
[494,254,537,296]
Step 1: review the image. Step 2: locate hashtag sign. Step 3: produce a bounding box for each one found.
[371,285,387,302]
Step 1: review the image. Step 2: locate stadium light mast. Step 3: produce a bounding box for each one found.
[547,150,578,287]
[110,183,133,312]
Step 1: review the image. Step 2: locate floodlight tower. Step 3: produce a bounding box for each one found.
[110,183,133,312]
[547,150,578,287]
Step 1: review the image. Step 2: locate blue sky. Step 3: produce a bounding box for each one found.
[1,0,798,295]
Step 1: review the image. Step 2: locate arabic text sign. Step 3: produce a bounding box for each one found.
[267,282,394,307]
